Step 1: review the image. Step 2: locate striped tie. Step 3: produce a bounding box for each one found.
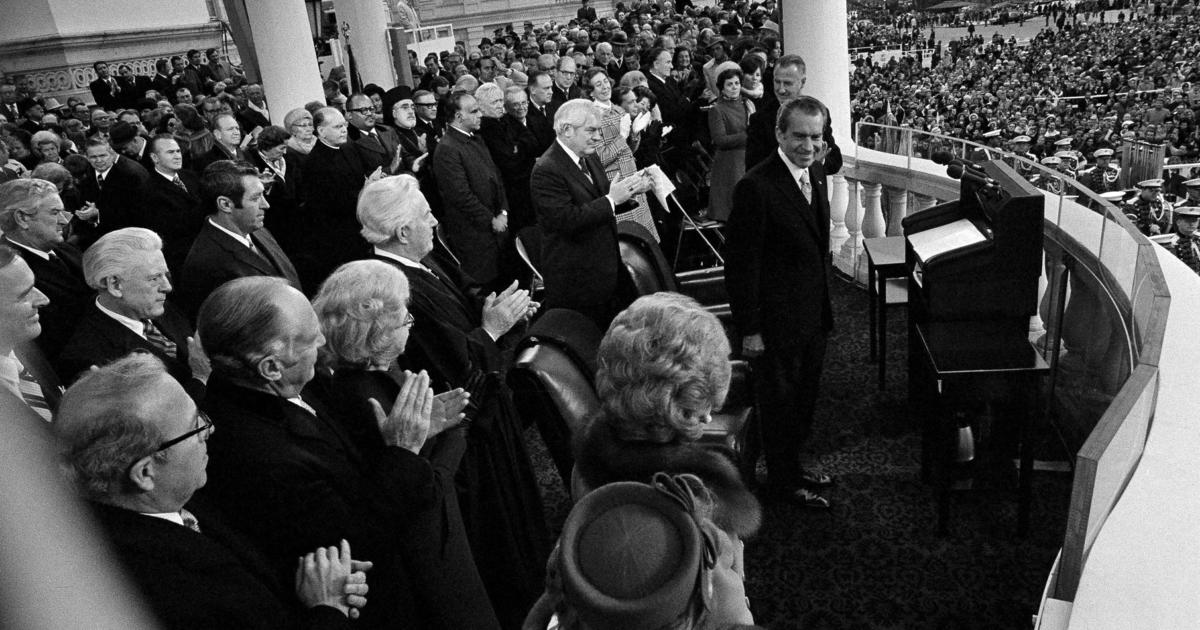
[143,319,178,358]
[18,366,52,422]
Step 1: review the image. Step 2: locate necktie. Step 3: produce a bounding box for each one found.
[578,157,593,184]
[799,170,812,204]
[179,508,202,533]
[17,366,52,422]
[96,173,105,190]
[143,319,178,358]
[172,174,189,194]
[272,158,285,180]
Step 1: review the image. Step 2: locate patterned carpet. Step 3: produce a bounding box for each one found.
[525,275,1072,630]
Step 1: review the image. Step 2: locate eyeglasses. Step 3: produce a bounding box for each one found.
[401,312,415,329]
[155,411,213,453]
[348,106,377,114]
[415,102,437,108]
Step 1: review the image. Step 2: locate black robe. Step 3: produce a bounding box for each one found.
[373,251,550,630]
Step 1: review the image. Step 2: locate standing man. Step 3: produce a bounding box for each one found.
[550,56,583,107]
[79,135,149,234]
[196,114,246,172]
[130,135,205,278]
[726,97,836,509]
[530,99,649,328]
[577,0,597,23]
[745,54,842,174]
[525,70,558,153]
[346,93,402,174]
[89,61,124,111]
[178,160,300,318]
[431,92,508,289]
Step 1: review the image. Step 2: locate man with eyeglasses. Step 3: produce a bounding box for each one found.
[530,99,650,328]
[57,228,208,401]
[551,56,582,106]
[0,179,92,362]
[412,89,443,148]
[346,93,402,175]
[55,352,371,629]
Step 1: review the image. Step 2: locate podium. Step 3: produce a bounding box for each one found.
[902,160,1048,535]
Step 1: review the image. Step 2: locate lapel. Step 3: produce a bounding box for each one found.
[357,129,387,157]
[767,154,824,244]
[551,142,600,196]
[251,229,300,287]
[203,223,277,276]
[14,341,63,412]
[88,303,187,366]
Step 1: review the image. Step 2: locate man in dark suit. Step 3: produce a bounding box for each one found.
[54,353,369,630]
[726,96,836,509]
[645,47,691,148]
[356,175,548,628]
[115,64,152,109]
[525,70,558,154]
[530,99,650,328]
[346,93,403,175]
[413,89,444,154]
[236,83,272,131]
[550,56,583,106]
[431,92,508,289]
[150,59,175,100]
[0,179,92,362]
[78,135,149,235]
[178,160,300,319]
[55,228,208,399]
[576,0,597,22]
[745,54,843,175]
[301,107,376,285]
[130,135,205,278]
[196,276,469,629]
[195,114,247,173]
[491,87,544,234]
[246,126,307,270]
[89,61,124,111]
[0,243,61,425]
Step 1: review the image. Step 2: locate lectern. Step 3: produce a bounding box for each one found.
[902,159,1049,535]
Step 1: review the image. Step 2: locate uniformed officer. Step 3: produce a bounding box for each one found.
[1078,148,1121,194]
[1167,205,1200,274]
[1176,177,1200,208]
[1124,178,1171,236]
[1054,150,1078,179]
[1036,155,1065,194]
[970,129,1004,162]
[1007,134,1037,178]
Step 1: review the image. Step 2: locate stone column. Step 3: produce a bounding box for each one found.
[837,177,862,278]
[333,0,395,89]
[236,0,325,115]
[885,186,908,236]
[829,173,849,253]
[781,0,853,149]
[912,193,938,213]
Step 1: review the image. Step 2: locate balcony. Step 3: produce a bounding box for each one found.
[837,123,1199,628]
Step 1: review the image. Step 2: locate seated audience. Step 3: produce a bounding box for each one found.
[312,260,500,629]
[55,352,370,629]
[0,242,59,424]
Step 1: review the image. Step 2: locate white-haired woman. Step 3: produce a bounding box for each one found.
[312,259,502,629]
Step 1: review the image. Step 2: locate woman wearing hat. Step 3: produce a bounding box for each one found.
[574,293,761,542]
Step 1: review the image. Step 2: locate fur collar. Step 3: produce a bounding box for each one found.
[574,415,762,538]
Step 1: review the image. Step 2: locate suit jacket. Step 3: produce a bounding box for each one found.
[348,124,402,174]
[236,107,271,134]
[300,140,371,281]
[131,169,205,277]
[745,99,843,175]
[246,150,307,265]
[7,240,91,361]
[198,377,440,628]
[481,115,542,232]
[524,102,557,155]
[530,141,628,310]
[195,143,246,174]
[430,126,507,285]
[178,221,301,320]
[89,500,352,630]
[550,83,583,107]
[56,301,204,399]
[79,155,150,234]
[725,153,832,351]
[150,73,175,99]
[14,340,65,415]
[646,72,690,134]
[577,5,597,21]
[89,76,123,110]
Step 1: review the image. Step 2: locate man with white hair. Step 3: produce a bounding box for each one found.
[530,99,651,327]
[356,175,548,628]
[0,178,91,361]
[55,353,370,629]
[56,228,208,397]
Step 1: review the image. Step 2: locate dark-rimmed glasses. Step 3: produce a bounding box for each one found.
[155,411,213,453]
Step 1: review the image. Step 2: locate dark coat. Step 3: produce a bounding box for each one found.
[55,301,204,400]
[646,72,690,137]
[524,102,557,155]
[319,369,501,630]
[79,155,150,234]
[373,252,551,629]
[430,126,507,285]
[6,240,91,361]
[480,115,542,232]
[194,143,246,174]
[529,141,629,311]
[198,377,438,628]
[236,107,271,133]
[14,340,64,416]
[89,76,124,110]
[89,501,352,630]
[245,150,306,264]
[300,140,371,281]
[177,221,301,320]
[131,169,205,278]
[745,99,843,175]
[725,153,832,351]
[348,124,402,174]
[550,83,584,107]
[574,415,762,538]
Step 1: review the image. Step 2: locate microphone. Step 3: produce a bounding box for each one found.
[930,150,987,175]
[946,163,1000,189]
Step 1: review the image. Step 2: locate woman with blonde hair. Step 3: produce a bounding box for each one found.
[283,107,318,157]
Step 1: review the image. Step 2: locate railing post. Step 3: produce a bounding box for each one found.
[836,177,862,279]
[860,181,885,240]
[829,173,849,251]
[885,186,908,236]
[912,193,938,213]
